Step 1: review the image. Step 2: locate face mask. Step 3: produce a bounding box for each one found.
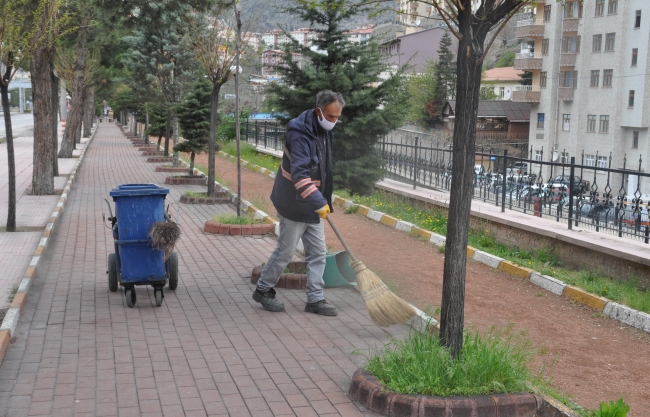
[316,108,337,131]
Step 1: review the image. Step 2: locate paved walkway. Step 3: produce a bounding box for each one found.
[0,127,82,310]
[0,124,402,416]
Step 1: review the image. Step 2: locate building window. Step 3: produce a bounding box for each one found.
[544,5,552,21]
[563,114,571,131]
[535,150,543,161]
[540,71,547,87]
[585,154,595,166]
[629,90,635,107]
[597,155,608,168]
[607,0,617,15]
[605,33,615,51]
[633,131,639,149]
[537,113,545,129]
[561,152,570,164]
[635,10,641,28]
[561,71,578,88]
[562,36,581,53]
[592,34,602,52]
[542,38,549,55]
[595,0,604,16]
[587,115,597,131]
[590,70,600,87]
[600,115,609,132]
[603,69,613,86]
[632,48,638,66]
[565,1,582,18]
[500,87,505,98]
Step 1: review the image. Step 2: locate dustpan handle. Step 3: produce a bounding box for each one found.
[325,215,358,262]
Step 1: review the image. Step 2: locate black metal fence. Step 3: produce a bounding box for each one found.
[242,120,650,244]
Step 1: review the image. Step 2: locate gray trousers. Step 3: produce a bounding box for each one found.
[256,214,326,303]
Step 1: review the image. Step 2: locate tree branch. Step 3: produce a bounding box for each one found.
[478,0,529,64]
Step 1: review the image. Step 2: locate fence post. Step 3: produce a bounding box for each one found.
[263,121,267,148]
[413,137,419,189]
[645,225,649,244]
[568,156,575,230]
[501,150,508,212]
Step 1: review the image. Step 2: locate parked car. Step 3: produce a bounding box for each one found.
[547,175,589,193]
[577,202,615,220]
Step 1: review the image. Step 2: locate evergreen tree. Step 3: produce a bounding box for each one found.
[267,0,408,195]
[428,31,456,122]
[146,104,168,147]
[175,79,212,177]
[404,61,438,128]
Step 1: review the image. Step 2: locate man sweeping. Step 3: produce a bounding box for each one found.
[252,90,344,316]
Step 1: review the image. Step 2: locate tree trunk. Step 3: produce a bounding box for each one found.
[207,84,222,197]
[189,152,195,178]
[83,85,94,138]
[30,46,55,195]
[51,68,59,177]
[59,20,87,157]
[0,71,17,232]
[157,134,163,148]
[439,19,489,359]
[172,112,179,167]
[164,108,171,157]
[235,9,243,216]
[144,110,149,145]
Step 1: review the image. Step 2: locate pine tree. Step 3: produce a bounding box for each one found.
[428,31,456,122]
[146,104,168,148]
[267,0,407,195]
[175,79,212,177]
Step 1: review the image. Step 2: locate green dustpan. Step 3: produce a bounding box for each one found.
[323,251,357,288]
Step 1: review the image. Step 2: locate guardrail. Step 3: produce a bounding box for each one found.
[241,120,650,244]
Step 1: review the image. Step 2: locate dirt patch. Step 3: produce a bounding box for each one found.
[0,308,6,323]
[192,151,650,415]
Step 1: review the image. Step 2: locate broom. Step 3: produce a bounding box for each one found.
[326,215,416,327]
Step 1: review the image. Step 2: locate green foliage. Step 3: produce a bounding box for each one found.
[366,327,541,396]
[405,61,438,127]
[213,214,260,225]
[267,0,408,195]
[216,110,252,142]
[219,141,280,172]
[146,103,167,138]
[594,398,630,417]
[110,88,144,121]
[344,205,359,214]
[495,51,515,68]
[175,79,212,155]
[431,31,456,110]
[479,86,499,100]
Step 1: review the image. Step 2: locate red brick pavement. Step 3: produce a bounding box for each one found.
[0,124,403,416]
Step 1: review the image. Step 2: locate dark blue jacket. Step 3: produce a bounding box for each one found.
[271,109,334,224]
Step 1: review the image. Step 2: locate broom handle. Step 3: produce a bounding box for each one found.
[325,215,358,262]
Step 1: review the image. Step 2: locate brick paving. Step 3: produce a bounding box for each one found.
[0,124,403,416]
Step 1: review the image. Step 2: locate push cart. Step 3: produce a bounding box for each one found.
[104,184,178,307]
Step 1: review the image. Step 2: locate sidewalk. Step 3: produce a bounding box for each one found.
[0,123,402,416]
[0,127,84,311]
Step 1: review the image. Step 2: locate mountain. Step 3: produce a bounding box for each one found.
[239,0,395,33]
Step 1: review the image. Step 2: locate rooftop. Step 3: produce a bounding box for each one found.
[483,67,524,82]
[446,100,530,122]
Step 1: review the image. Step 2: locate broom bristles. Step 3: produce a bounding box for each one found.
[149,221,181,261]
[351,260,416,327]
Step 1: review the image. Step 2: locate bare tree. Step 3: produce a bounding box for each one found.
[186,2,255,197]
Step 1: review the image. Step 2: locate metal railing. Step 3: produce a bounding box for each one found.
[516,18,544,27]
[241,120,650,244]
[515,52,543,59]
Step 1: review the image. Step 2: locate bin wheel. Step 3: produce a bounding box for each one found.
[108,253,118,292]
[155,289,163,307]
[125,288,136,308]
[168,252,178,290]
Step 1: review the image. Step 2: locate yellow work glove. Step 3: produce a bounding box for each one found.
[316,205,330,219]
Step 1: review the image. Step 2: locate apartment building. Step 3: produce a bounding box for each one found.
[396,0,481,25]
[513,0,650,195]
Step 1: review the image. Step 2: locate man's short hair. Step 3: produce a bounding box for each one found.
[316,90,345,110]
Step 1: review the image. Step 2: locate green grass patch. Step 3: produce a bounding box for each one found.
[185,190,208,198]
[344,204,359,214]
[8,284,18,303]
[367,326,542,397]
[335,189,448,235]
[213,214,261,225]
[220,141,280,172]
[0,137,6,144]
[248,193,270,214]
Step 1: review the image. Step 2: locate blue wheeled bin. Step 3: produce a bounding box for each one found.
[106,184,178,307]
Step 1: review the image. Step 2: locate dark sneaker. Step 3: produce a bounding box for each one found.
[305,299,338,316]
[252,288,285,312]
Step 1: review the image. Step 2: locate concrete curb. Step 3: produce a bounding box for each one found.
[0,124,98,364]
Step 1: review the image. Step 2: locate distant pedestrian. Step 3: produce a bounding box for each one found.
[252,90,344,316]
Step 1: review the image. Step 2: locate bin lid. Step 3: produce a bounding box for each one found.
[109,184,170,197]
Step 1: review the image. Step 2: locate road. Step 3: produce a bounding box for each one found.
[0,112,34,138]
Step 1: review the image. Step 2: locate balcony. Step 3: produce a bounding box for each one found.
[563,18,579,32]
[515,19,545,38]
[559,87,575,101]
[514,52,543,70]
[560,53,577,67]
[512,85,541,103]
